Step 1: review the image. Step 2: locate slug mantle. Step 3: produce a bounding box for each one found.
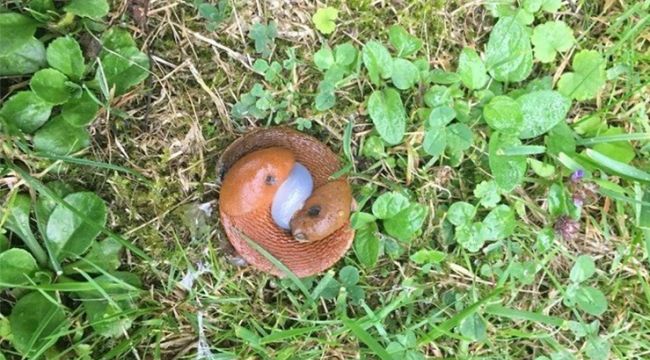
[217,127,354,278]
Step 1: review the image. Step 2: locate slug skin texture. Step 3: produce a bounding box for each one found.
[218,127,355,278]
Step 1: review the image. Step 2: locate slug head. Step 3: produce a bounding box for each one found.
[290,179,352,242]
[220,147,295,216]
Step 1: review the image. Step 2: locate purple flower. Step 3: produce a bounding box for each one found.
[571,169,585,183]
[554,215,580,241]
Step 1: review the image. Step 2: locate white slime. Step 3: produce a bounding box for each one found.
[271,163,313,229]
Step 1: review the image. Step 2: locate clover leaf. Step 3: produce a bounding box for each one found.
[312,7,338,34]
[558,50,607,101]
[46,36,85,81]
[362,41,393,85]
[367,87,406,145]
[457,47,488,90]
[248,21,277,58]
[485,16,533,82]
[388,25,422,57]
[532,21,575,63]
[64,0,110,19]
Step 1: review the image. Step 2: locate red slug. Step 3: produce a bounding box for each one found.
[217,127,354,278]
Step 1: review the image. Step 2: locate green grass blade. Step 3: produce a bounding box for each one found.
[500,145,546,156]
[577,132,650,146]
[342,317,394,360]
[585,149,650,183]
[484,305,565,327]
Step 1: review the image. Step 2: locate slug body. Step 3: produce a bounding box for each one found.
[218,127,355,278]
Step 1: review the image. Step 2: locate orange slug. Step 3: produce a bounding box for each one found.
[217,127,354,278]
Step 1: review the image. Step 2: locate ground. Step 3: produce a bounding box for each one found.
[1,0,650,359]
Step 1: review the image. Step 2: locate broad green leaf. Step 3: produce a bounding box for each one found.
[63,238,122,275]
[410,249,446,265]
[101,28,137,52]
[541,0,562,12]
[0,13,37,53]
[388,25,422,57]
[33,116,90,155]
[456,223,486,252]
[547,183,570,217]
[585,149,650,183]
[0,234,8,252]
[482,205,515,240]
[424,85,452,108]
[558,50,606,101]
[523,0,543,12]
[584,336,610,360]
[248,22,277,58]
[428,106,456,127]
[446,123,473,154]
[0,37,46,76]
[76,273,141,337]
[485,16,533,82]
[459,313,487,342]
[483,95,523,134]
[570,255,596,283]
[546,122,577,155]
[10,291,69,357]
[0,249,38,286]
[0,91,52,133]
[518,90,571,139]
[592,127,635,164]
[351,212,376,229]
[312,7,338,34]
[423,127,447,157]
[30,68,72,105]
[489,132,527,192]
[99,47,150,95]
[314,46,334,70]
[334,42,357,66]
[362,135,386,159]
[362,41,393,85]
[528,158,556,178]
[384,203,428,242]
[391,58,419,90]
[354,222,380,268]
[315,80,336,111]
[46,192,107,261]
[3,194,47,266]
[339,265,360,287]
[515,8,535,25]
[474,180,501,209]
[61,91,100,127]
[447,201,475,226]
[575,286,607,316]
[34,181,75,240]
[457,47,488,90]
[531,21,575,63]
[367,88,406,145]
[46,36,85,81]
[372,191,410,219]
[64,0,109,19]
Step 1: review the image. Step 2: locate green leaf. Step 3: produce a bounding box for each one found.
[528,158,556,178]
[518,90,571,139]
[0,37,46,76]
[570,255,596,283]
[457,47,488,90]
[99,47,150,96]
[0,12,37,53]
[575,286,607,316]
[546,122,577,156]
[523,0,543,12]
[489,132,527,192]
[312,7,338,34]
[483,95,523,134]
[483,205,515,240]
[485,16,533,82]
[63,238,122,275]
[46,36,85,81]
[423,127,447,157]
[46,192,108,261]
[384,203,428,242]
[248,22,277,58]
[9,292,69,357]
[34,181,75,240]
[372,191,410,219]
[33,116,90,155]
[362,135,386,159]
[531,21,575,63]
[424,85,452,108]
[388,25,422,57]
[101,28,137,53]
[456,223,486,252]
[30,68,72,105]
[446,123,473,154]
[592,127,635,164]
[339,265,360,287]
[64,0,109,19]
[334,42,357,66]
[584,336,611,360]
[558,50,606,101]
[410,249,446,265]
[391,58,419,90]
[61,91,100,127]
[447,201,476,226]
[354,222,380,268]
[474,180,501,209]
[367,88,406,145]
[314,46,334,70]
[0,249,38,286]
[3,194,48,267]
[0,234,8,253]
[585,149,650,183]
[362,41,393,85]
[459,313,487,342]
[0,91,52,133]
[541,0,562,12]
[428,106,456,127]
[315,81,336,111]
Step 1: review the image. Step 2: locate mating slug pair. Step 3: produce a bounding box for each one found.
[217,127,354,277]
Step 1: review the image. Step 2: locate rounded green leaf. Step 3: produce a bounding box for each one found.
[489,132,527,192]
[339,265,360,286]
[482,205,516,240]
[313,46,334,70]
[61,91,100,127]
[64,0,109,19]
[362,41,393,85]
[391,58,419,90]
[446,123,473,153]
[485,16,533,82]
[98,47,150,95]
[0,37,46,76]
[33,116,90,155]
[531,21,575,63]
[10,291,68,357]
[46,192,107,261]
[456,223,486,252]
[367,88,406,145]
[447,201,476,226]
[0,91,52,133]
[0,12,37,53]
[388,25,422,57]
[483,95,523,134]
[458,47,488,90]
[517,90,571,139]
[0,248,38,285]
[312,7,338,35]
[372,191,410,219]
[353,222,380,268]
[46,36,85,81]
[575,286,607,316]
[384,203,428,242]
[428,106,456,127]
[558,50,606,101]
[570,255,596,283]
[334,42,357,67]
[459,313,487,342]
[30,68,71,105]
[423,127,447,157]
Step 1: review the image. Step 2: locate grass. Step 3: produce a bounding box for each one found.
[1,0,650,359]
